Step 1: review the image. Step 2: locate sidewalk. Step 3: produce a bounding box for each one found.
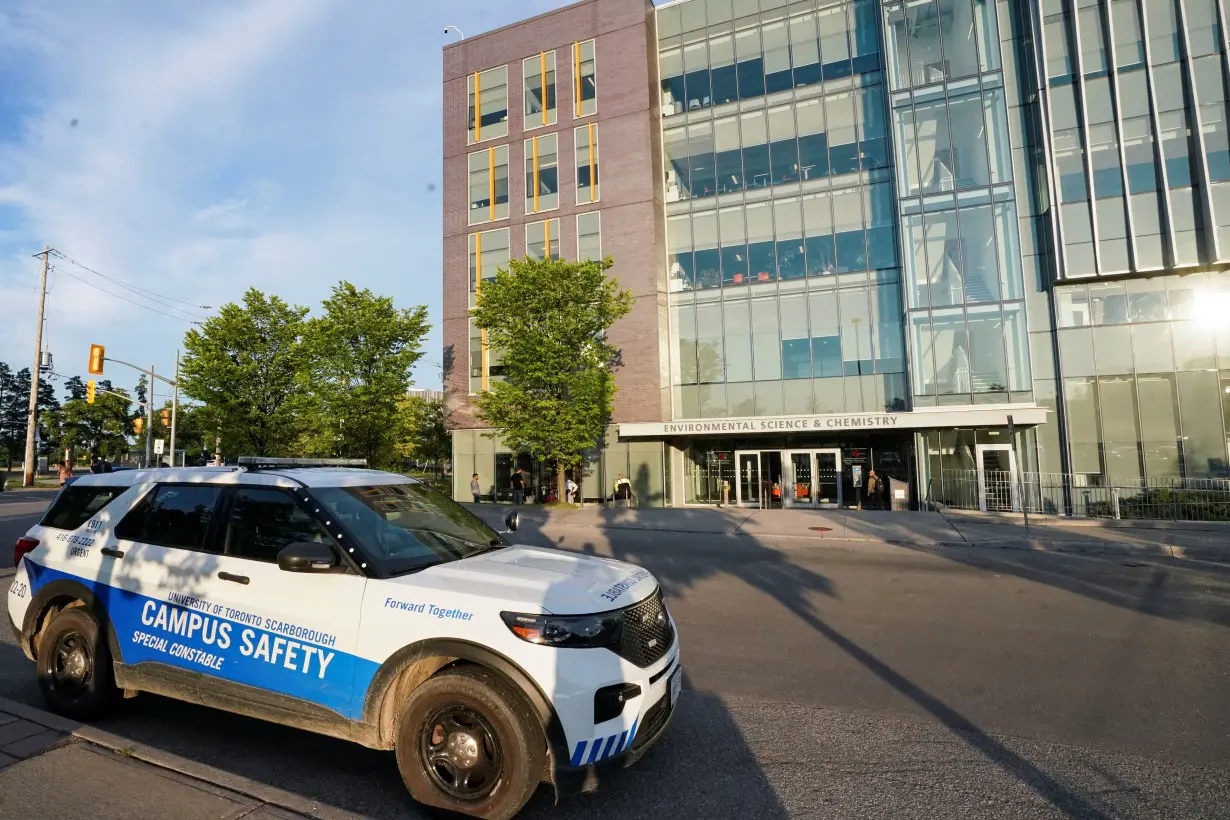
[467,503,1230,561]
[0,697,356,820]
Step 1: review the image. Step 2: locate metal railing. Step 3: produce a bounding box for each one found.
[934,470,1230,522]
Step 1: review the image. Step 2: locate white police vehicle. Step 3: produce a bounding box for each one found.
[7,459,680,819]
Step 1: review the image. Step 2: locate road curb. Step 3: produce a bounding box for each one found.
[0,695,364,819]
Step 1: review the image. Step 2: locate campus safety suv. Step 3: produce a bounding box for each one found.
[7,459,681,819]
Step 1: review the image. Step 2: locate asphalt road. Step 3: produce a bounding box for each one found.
[3,497,1230,819]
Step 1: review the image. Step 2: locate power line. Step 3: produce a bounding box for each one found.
[49,264,205,324]
[49,250,213,311]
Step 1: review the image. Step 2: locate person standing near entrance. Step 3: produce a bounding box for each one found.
[470,474,482,503]
[866,469,884,510]
[511,468,526,505]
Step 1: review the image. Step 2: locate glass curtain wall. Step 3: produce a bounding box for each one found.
[884,0,1032,407]
[660,0,907,419]
[1054,270,1230,480]
[1034,0,1230,272]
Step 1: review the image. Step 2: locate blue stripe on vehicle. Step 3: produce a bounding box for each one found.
[600,734,618,760]
[614,729,629,754]
[586,737,604,764]
[627,718,640,747]
[23,562,380,721]
[570,741,587,767]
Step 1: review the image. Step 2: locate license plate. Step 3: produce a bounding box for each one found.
[669,666,682,706]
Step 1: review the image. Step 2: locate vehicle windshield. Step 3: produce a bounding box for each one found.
[310,483,506,576]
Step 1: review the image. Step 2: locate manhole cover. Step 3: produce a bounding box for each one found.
[808,526,833,533]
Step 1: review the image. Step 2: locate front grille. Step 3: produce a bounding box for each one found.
[615,590,673,668]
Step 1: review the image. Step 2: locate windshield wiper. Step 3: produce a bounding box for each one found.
[466,541,507,558]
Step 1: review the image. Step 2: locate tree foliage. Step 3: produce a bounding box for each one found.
[51,389,133,460]
[394,395,450,468]
[301,283,430,467]
[180,288,309,458]
[471,256,632,497]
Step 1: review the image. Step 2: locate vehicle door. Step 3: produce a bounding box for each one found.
[203,484,368,720]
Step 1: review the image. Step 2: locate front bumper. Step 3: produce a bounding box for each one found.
[552,663,680,797]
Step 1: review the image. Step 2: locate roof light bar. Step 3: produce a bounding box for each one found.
[237,457,369,469]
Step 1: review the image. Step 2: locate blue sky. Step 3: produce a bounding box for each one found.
[0,0,578,401]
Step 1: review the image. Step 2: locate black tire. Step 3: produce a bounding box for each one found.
[36,606,118,721]
[395,666,545,820]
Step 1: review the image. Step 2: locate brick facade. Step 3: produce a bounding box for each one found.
[441,0,667,432]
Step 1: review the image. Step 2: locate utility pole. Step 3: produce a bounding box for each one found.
[146,365,155,467]
[23,248,50,487]
[169,351,179,468]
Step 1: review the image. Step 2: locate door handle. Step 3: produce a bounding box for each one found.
[217,572,250,585]
[101,547,125,559]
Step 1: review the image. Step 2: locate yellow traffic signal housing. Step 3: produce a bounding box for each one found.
[160,409,171,426]
[133,417,144,435]
[88,344,105,375]
[86,380,96,404]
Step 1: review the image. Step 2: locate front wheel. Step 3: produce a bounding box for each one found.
[36,606,118,720]
[395,666,545,820]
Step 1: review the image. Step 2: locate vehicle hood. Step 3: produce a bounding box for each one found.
[387,545,657,614]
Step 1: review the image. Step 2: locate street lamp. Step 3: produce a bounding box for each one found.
[443,25,466,38]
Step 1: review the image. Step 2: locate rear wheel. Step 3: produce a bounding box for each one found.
[36,607,118,720]
[395,666,544,820]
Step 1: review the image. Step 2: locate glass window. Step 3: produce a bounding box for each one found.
[931,308,970,394]
[840,287,872,375]
[959,205,999,302]
[1044,13,1073,83]
[940,0,979,78]
[1059,327,1097,377]
[577,212,602,261]
[1089,280,1129,324]
[524,133,559,213]
[775,197,805,279]
[523,52,557,128]
[468,228,510,291]
[668,213,693,290]
[468,146,509,224]
[1121,116,1159,193]
[720,207,749,286]
[467,65,508,143]
[725,299,753,382]
[710,34,739,104]
[661,48,685,116]
[894,108,922,194]
[142,485,222,552]
[993,202,1023,300]
[677,303,698,383]
[689,120,716,197]
[1137,373,1180,478]
[665,127,690,200]
[910,311,937,393]
[769,105,799,184]
[1003,303,1030,391]
[747,202,776,282]
[697,302,726,382]
[469,317,485,393]
[575,124,600,203]
[967,304,1009,391]
[1111,0,1145,69]
[914,100,954,193]
[694,210,721,289]
[1084,76,1114,127]
[873,282,905,373]
[1056,285,1091,327]
[1159,108,1194,187]
[1093,324,1134,374]
[803,192,836,276]
[902,212,928,306]
[763,20,792,93]
[526,218,561,260]
[949,92,990,188]
[742,109,771,186]
[1098,376,1141,480]
[1053,128,1088,202]
[780,294,811,378]
[1186,0,1223,58]
[735,27,765,99]
[684,41,711,111]
[752,297,782,379]
[817,4,851,79]
[796,98,827,179]
[973,0,1000,72]
[226,488,328,563]
[790,12,821,87]
[884,4,912,89]
[713,116,742,193]
[1145,0,1182,64]
[984,88,1011,184]
[41,485,125,531]
[1078,3,1107,76]
[826,92,858,175]
[925,210,962,307]
[850,0,882,75]
[857,84,889,169]
[908,0,945,86]
[809,290,842,378]
[1089,123,1123,198]
[575,39,597,117]
[833,189,866,273]
[1178,371,1226,477]
[1064,377,1102,473]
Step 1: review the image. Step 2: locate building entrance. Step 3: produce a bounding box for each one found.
[784,449,842,508]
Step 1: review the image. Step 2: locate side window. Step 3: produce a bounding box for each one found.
[41,486,125,530]
[225,488,329,563]
[143,485,223,551]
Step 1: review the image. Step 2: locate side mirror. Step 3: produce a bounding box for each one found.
[505,511,520,533]
[278,541,337,573]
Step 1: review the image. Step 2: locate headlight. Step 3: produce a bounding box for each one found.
[500,611,622,648]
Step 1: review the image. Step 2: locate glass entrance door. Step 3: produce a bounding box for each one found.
[815,449,842,507]
[976,444,1019,512]
[787,452,814,506]
[736,451,761,507]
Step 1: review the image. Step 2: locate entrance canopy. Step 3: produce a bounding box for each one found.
[618,405,1048,438]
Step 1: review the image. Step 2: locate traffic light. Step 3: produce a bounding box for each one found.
[133,417,144,435]
[86,380,96,404]
[88,344,105,375]
[160,409,170,427]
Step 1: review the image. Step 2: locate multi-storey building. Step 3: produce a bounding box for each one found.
[443,0,1230,511]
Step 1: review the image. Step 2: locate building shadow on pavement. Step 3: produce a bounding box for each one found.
[496,508,1125,820]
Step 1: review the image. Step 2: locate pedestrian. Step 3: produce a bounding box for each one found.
[102,459,114,473]
[613,473,633,507]
[90,456,104,474]
[566,475,579,505]
[866,469,882,510]
[470,473,482,504]
[58,462,73,487]
[511,467,526,506]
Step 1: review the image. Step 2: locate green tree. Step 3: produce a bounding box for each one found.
[0,363,21,471]
[471,256,631,501]
[63,376,88,403]
[181,288,309,458]
[302,282,430,468]
[53,388,133,461]
[394,394,450,473]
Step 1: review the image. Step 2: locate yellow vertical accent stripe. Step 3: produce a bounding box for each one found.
[533,137,540,212]
[474,71,481,140]
[475,232,488,391]
[488,148,496,220]
[541,51,548,126]
[588,124,595,202]
[574,42,582,116]
[544,220,551,259]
